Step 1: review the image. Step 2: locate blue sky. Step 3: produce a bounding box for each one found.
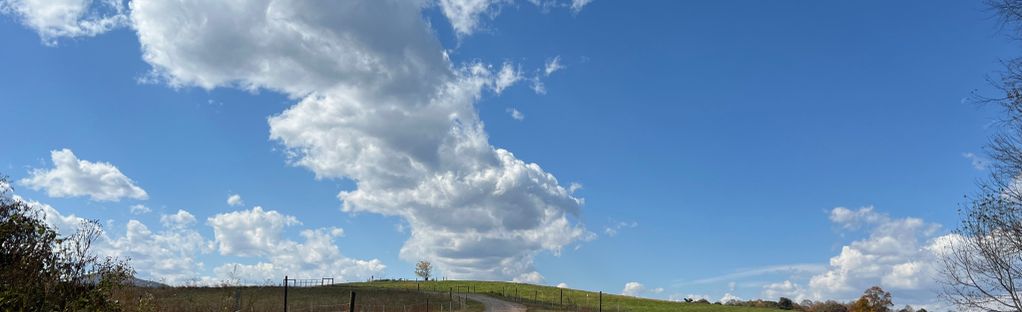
[0,0,1014,308]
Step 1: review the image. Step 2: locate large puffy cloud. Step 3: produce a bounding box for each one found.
[208,206,299,257]
[0,0,127,45]
[3,0,587,282]
[762,280,808,301]
[19,195,380,285]
[18,197,212,285]
[19,149,148,201]
[131,0,448,97]
[131,0,589,281]
[106,216,213,284]
[759,207,950,306]
[208,207,383,283]
[680,207,950,306]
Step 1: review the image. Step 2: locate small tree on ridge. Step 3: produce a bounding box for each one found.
[415,260,432,281]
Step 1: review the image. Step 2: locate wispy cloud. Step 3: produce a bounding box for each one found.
[507,107,525,121]
[544,56,564,76]
[677,263,827,286]
[604,219,637,237]
[962,152,989,171]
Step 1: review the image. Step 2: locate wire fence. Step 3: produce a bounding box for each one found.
[116,276,623,312]
[284,302,465,312]
[280,276,474,312]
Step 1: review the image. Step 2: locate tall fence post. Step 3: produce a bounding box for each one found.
[283,275,288,312]
[560,288,563,306]
[599,291,603,312]
[349,291,356,312]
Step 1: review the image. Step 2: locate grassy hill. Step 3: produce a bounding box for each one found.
[347,280,786,312]
[113,283,484,312]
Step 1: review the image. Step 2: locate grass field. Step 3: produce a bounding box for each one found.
[346,280,787,312]
[112,284,484,312]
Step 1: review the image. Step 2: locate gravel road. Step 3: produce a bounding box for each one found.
[464,294,527,312]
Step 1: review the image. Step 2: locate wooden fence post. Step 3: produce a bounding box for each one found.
[349,291,356,312]
[599,291,603,312]
[283,275,288,312]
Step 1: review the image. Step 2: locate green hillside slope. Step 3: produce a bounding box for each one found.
[347,280,786,312]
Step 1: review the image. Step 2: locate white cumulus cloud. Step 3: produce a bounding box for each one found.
[20,149,148,201]
[213,227,384,283]
[623,281,644,296]
[122,0,590,282]
[129,204,151,215]
[762,280,807,301]
[206,206,382,282]
[107,217,214,284]
[207,205,384,280]
[160,209,197,229]
[227,194,243,207]
[0,0,127,45]
[208,206,300,257]
[806,207,946,304]
[719,293,742,303]
[19,196,213,285]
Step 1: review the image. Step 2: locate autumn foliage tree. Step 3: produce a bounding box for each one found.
[849,286,893,312]
[415,260,432,281]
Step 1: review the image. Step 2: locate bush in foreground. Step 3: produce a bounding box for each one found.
[0,176,132,311]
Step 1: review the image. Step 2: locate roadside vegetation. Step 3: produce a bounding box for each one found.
[0,176,132,311]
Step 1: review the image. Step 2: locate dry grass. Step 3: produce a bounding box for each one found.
[112,284,484,312]
[349,280,786,312]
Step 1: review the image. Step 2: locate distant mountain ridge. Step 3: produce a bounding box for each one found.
[83,273,168,288]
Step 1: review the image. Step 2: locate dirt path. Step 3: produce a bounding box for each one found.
[465,294,526,312]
